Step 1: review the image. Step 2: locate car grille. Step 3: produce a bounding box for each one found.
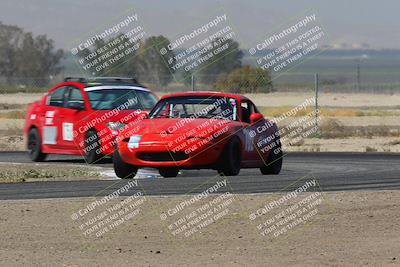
[137,152,188,162]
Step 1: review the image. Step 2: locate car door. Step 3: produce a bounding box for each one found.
[240,100,261,162]
[245,100,276,163]
[41,86,68,149]
[58,86,88,151]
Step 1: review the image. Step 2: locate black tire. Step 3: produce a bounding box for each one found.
[27,128,47,162]
[84,130,102,164]
[260,141,283,175]
[159,168,179,178]
[217,136,241,176]
[113,149,138,179]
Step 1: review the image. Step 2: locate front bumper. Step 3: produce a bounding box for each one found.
[118,137,225,168]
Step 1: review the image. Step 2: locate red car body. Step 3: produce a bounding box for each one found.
[114,91,282,178]
[24,78,157,163]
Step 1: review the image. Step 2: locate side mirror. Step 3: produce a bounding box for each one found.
[67,102,85,110]
[250,113,264,124]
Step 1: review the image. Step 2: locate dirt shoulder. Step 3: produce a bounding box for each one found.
[0,190,399,266]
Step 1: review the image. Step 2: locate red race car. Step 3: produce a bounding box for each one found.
[24,77,157,163]
[113,91,283,178]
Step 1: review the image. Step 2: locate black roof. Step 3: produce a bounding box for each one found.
[64,77,144,87]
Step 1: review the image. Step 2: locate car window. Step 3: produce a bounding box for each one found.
[47,87,66,107]
[150,96,238,120]
[241,101,257,123]
[248,101,257,113]
[67,88,84,105]
[86,89,157,110]
[241,102,251,123]
[169,103,185,118]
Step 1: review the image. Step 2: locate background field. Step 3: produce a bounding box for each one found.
[1,91,399,153]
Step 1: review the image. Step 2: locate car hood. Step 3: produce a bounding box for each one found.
[120,118,235,136]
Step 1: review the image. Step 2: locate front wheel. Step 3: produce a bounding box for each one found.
[27,128,47,162]
[113,149,138,179]
[260,145,283,175]
[159,168,179,178]
[217,136,241,176]
[84,130,102,164]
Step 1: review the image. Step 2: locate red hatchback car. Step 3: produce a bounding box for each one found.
[24,77,157,163]
[113,91,283,178]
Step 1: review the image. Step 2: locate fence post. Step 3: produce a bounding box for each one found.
[191,74,195,91]
[314,73,319,135]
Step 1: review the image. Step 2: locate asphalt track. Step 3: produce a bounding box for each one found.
[0,152,399,200]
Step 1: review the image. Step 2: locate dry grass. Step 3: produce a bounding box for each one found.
[0,93,42,105]
[319,118,345,138]
[0,103,26,110]
[261,106,399,118]
[0,136,24,151]
[0,164,99,183]
[285,137,400,153]
[317,118,400,139]
[0,110,26,119]
[0,119,24,135]
[365,146,378,152]
[388,140,400,146]
[0,119,25,151]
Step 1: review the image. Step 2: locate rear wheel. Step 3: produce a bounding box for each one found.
[113,149,138,179]
[217,136,241,176]
[27,128,47,162]
[260,141,282,175]
[84,130,102,164]
[159,168,179,178]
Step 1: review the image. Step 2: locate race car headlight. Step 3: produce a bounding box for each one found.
[106,122,126,131]
[128,135,141,149]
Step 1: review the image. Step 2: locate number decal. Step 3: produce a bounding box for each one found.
[62,123,74,141]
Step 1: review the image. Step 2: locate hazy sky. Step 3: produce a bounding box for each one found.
[0,0,399,49]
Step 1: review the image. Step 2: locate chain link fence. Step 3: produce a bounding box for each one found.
[2,72,400,94]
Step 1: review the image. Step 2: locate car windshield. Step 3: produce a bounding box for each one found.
[149,96,238,120]
[86,89,157,110]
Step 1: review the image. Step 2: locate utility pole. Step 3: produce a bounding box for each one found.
[356,55,368,92]
[314,73,319,134]
[356,59,361,92]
